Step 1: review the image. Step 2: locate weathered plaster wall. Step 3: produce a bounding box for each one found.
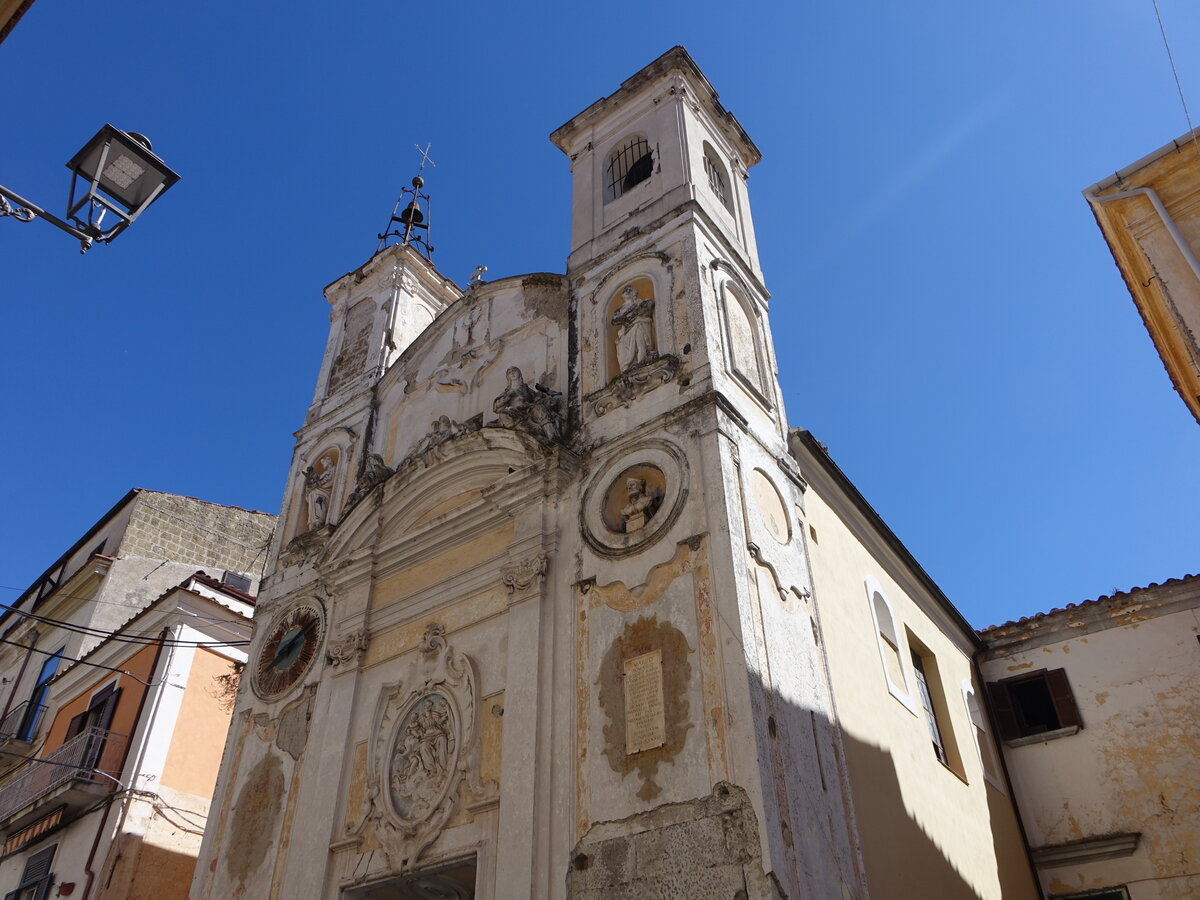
[980,583,1200,899]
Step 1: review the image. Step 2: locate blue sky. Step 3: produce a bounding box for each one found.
[2,1,1198,629]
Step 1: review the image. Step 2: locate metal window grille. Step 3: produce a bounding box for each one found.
[704,152,726,205]
[605,137,652,202]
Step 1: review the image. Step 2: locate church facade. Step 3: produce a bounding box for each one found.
[192,48,1034,899]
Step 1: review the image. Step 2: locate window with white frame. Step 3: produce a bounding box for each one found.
[865,578,909,703]
[963,683,1003,786]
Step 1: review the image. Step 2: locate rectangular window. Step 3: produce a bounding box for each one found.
[17,649,64,741]
[4,843,55,900]
[912,651,948,765]
[907,633,964,776]
[987,669,1081,744]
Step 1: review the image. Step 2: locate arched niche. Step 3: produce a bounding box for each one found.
[604,275,658,382]
[720,281,768,401]
[292,429,356,538]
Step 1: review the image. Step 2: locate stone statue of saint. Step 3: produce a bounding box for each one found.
[303,453,336,528]
[492,366,562,443]
[611,285,657,372]
[620,477,661,533]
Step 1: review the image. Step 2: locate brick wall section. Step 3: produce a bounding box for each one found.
[119,492,276,581]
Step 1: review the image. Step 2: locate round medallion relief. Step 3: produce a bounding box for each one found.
[581,441,688,557]
[389,693,458,821]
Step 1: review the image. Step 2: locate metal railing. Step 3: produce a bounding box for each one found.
[0,726,125,822]
[0,701,47,742]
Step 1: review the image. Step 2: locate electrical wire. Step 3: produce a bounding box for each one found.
[0,582,257,629]
[0,637,168,686]
[0,602,251,649]
[1152,0,1199,153]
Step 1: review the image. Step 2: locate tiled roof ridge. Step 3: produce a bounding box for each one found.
[979,572,1200,633]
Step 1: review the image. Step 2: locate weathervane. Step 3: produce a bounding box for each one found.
[376,143,437,258]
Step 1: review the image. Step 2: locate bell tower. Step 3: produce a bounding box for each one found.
[552,48,864,899]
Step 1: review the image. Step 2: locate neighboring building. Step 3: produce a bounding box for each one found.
[0,490,274,899]
[1085,129,1200,424]
[193,49,1039,899]
[791,431,1038,900]
[0,0,34,45]
[979,577,1200,900]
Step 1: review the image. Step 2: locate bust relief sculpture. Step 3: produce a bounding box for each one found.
[620,476,662,533]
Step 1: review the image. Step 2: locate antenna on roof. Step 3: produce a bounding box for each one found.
[376,143,437,258]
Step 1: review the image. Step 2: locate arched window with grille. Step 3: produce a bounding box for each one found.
[605,135,653,203]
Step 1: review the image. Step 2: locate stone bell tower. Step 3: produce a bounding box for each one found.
[193,47,864,900]
[551,47,863,899]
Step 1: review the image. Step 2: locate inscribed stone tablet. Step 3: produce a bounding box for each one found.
[623,649,666,754]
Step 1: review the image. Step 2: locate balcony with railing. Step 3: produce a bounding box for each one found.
[0,701,48,745]
[0,726,125,828]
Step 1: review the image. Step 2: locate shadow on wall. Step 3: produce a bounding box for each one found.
[839,729,1036,900]
[96,830,199,900]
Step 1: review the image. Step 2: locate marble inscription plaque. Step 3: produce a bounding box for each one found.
[623,649,666,754]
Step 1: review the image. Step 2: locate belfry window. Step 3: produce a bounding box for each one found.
[702,141,733,213]
[605,135,652,202]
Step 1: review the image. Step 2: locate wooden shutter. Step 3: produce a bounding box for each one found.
[63,711,88,742]
[1045,668,1081,730]
[985,681,1020,741]
[92,687,121,733]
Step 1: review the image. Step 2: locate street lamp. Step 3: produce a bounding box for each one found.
[0,124,179,253]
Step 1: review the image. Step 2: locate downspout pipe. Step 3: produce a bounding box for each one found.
[1084,185,1200,286]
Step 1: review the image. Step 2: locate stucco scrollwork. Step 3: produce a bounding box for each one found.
[326,628,369,667]
[589,353,682,417]
[501,553,548,594]
[356,623,485,870]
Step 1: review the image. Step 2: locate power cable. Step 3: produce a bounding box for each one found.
[0,603,251,649]
[0,637,169,686]
[1152,0,1199,153]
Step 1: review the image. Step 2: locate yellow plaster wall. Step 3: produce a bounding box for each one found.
[802,485,1039,900]
[371,523,514,609]
[161,648,236,797]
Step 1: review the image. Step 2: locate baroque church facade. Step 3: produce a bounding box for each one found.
[193,48,1036,899]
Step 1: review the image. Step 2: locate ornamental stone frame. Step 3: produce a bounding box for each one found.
[354,623,486,871]
[580,440,689,558]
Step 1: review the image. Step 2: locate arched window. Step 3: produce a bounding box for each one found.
[866,577,910,704]
[605,135,653,203]
[702,142,734,214]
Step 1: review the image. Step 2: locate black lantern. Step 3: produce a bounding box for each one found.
[0,124,179,253]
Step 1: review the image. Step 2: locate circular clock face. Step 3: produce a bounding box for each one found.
[254,602,324,698]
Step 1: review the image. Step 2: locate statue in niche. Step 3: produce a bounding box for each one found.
[621,477,662,533]
[303,452,337,528]
[492,366,562,444]
[611,284,657,372]
[389,694,456,820]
